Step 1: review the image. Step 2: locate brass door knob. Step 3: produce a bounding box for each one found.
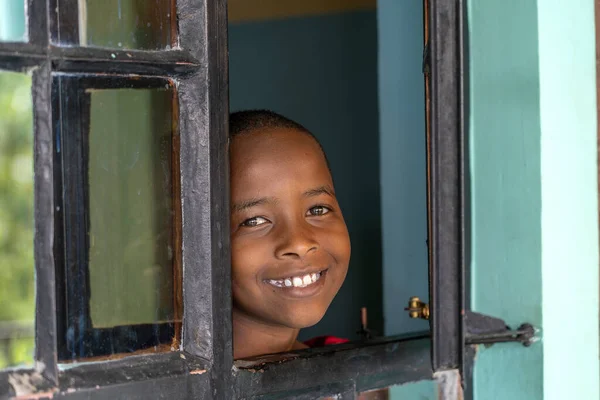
[405,297,430,320]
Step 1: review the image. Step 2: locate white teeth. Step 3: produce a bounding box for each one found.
[267,271,324,288]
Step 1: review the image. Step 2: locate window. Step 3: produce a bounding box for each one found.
[0,0,475,398]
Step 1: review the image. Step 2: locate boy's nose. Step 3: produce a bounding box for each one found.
[274,221,319,259]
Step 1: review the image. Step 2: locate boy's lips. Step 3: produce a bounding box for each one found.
[263,267,329,282]
[262,269,329,299]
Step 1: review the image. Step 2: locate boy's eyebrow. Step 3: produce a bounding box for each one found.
[232,186,334,213]
[303,185,336,198]
[231,197,277,213]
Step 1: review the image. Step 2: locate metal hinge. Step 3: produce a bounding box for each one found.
[422,42,430,76]
[405,297,536,347]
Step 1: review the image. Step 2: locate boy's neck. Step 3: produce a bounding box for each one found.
[232,308,307,359]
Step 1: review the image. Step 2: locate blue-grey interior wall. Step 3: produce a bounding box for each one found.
[229,11,383,340]
[377,0,428,335]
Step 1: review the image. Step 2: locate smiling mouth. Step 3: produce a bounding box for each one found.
[265,269,327,288]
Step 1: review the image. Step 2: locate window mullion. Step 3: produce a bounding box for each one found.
[177,0,232,397]
[428,0,466,372]
[202,0,233,394]
[32,62,59,384]
[178,0,232,379]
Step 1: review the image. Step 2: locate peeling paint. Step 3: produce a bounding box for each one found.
[8,372,45,397]
[34,362,46,375]
[6,362,57,399]
[434,369,463,400]
[190,369,207,375]
[246,368,265,374]
[11,390,56,400]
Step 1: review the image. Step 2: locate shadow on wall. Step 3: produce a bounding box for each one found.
[229,10,383,340]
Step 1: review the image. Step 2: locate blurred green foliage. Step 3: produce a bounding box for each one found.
[0,71,35,368]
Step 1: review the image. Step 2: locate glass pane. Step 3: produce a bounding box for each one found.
[0,0,26,41]
[77,0,175,50]
[0,71,34,369]
[87,88,176,328]
[58,83,181,362]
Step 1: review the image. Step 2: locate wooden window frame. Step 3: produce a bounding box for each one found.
[0,0,470,398]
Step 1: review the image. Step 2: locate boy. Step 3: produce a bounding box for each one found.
[229,110,388,399]
[229,110,351,359]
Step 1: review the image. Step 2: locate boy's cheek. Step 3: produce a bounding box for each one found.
[231,243,267,279]
[320,230,351,260]
[230,238,257,260]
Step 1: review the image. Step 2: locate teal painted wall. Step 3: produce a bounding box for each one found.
[0,0,26,41]
[537,1,599,399]
[468,0,543,398]
[469,0,599,399]
[229,11,385,341]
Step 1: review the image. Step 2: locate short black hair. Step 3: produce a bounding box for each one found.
[230,109,309,138]
[229,109,331,171]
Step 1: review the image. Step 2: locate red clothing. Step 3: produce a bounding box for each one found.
[303,335,349,347]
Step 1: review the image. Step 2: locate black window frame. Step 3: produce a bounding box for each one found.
[53,74,182,362]
[0,0,470,398]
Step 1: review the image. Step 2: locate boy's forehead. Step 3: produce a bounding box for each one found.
[231,128,326,165]
[232,127,313,148]
[230,129,332,189]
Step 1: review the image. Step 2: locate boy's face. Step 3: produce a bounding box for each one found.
[230,128,350,330]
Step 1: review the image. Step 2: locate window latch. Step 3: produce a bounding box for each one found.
[464,311,536,347]
[405,296,430,320]
[405,297,536,346]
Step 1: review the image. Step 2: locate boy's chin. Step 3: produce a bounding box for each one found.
[279,308,326,330]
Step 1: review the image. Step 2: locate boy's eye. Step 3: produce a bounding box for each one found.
[241,216,269,227]
[307,206,330,216]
